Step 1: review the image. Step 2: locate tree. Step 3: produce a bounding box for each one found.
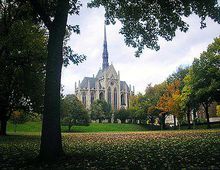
[145,82,167,128]
[10,110,28,132]
[156,80,183,129]
[115,108,130,123]
[167,66,192,128]
[89,0,220,57]
[90,100,111,123]
[129,94,148,124]
[61,95,89,132]
[180,70,200,129]
[167,66,189,90]
[26,0,86,160]
[191,37,220,128]
[0,1,47,136]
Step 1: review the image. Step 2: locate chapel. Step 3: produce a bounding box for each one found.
[75,24,134,110]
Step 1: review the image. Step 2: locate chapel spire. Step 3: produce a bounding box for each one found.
[102,21,109,70]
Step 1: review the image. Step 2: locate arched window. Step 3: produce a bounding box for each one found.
[82,93,86,106]
[121,94,125,105]
[99,92,104,100]
[114,88,117,110]
[108,87,111,104]
[91,92,94,104]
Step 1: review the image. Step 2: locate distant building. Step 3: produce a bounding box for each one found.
[75,24,134,110]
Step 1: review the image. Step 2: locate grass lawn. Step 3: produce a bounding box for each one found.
[65,123,150,132]
[7,121,152,133]
[7,121,220,133]
[0,130,220,169]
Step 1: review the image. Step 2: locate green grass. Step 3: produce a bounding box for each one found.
[65,123,149,132]
[7,121,42,132]
[7,121,220,133]
[1,130,220,169]
[7,121,151,133]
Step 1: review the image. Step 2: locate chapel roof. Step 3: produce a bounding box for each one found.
[120,81,129,91]
[79,77,96,89]
[96,69,104,79]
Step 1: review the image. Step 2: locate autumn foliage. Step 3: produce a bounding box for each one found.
[157,80,182,119]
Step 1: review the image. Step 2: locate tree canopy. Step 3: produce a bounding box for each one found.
[90,100,112,122]
[0,13,47,135]
[89,0,220,56]
[61,94,89,131]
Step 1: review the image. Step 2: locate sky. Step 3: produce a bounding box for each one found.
[61,2,220,95]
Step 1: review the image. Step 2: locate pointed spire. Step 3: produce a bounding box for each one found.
[102,21,109,70]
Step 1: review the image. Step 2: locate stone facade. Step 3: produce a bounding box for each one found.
[75,24,134,110]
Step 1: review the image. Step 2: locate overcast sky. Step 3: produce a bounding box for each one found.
[61,2,220,95]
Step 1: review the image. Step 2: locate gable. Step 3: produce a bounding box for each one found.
[106,64,118,79]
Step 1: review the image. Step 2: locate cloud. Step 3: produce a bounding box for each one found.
[61,3,220,95]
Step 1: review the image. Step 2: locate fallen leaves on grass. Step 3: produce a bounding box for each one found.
[0,130,220,169]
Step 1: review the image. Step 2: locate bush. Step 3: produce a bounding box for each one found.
[10,110,28,132]
[90,100,112,123]
[61,94,89,131]
[115,108,130,123]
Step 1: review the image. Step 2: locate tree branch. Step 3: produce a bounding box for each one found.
[29,0,52,29]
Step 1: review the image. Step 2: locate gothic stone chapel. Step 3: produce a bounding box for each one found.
[75,23,134,110]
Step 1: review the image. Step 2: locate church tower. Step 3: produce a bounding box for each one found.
[102,23,109,70]
[75,22,134,111]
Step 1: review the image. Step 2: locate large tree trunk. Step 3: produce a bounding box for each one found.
[98,118,102,123]
[186,106,191,129]
[0,118,7,136]
[39,0,69,161]
[68,123,71,132]
[203,102,211,129]
[0,107,9,136]
[160,114,166,130]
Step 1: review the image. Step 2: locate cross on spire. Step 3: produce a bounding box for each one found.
[102,21,109,70]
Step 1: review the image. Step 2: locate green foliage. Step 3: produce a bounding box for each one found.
[89,0,220,56]
[0,18,47,135]
[90,100,112,122]
[191,37,220,105]
[1,130,220,169]
[61,95,89,131]
[63,30,86,66]
[0,20,47,109]
[114,108,130,123]
[129,38,220,128]
[10,110,28,125]
[167,66,189,91]
[188,36,220,127]
[9,110,29,132]
[27,112,42,122]
[129,93,149,123]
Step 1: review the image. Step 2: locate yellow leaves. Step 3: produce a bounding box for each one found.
[156,80,181,116]
[12,110,22,119]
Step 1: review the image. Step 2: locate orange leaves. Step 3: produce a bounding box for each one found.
[12,110,22,119]
[156,80,181,116]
